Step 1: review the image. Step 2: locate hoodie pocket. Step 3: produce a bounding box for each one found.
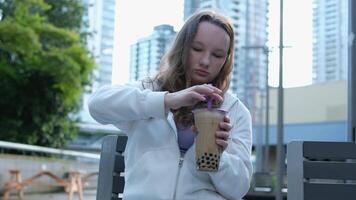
[124,147,178,199]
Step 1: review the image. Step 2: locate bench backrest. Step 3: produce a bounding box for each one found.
[96,135,127,200]
[287,141,356,200]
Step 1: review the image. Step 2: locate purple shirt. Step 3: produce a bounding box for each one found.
[176,123,196,153]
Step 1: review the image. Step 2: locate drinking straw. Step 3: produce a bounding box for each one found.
[207,96,212,109]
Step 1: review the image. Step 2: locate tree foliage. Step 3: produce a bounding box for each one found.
[0,0,95,148]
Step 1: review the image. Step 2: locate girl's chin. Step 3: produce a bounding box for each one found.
[189,74,213,85]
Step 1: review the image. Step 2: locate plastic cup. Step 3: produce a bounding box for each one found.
[193,108,226,171]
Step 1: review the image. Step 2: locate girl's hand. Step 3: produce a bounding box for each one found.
[164,84,223,110]
[216,115,232,152]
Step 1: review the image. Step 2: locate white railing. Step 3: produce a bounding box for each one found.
[0,140,100,160]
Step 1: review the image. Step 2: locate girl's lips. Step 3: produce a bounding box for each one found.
[195,69,210,76]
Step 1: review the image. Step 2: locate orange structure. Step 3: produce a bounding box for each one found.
[2,170,98,200]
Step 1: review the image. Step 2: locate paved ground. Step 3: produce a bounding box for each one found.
[5,190,96,200]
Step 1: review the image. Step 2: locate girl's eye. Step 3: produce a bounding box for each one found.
[192,47,202,52]
[213,54,224,58]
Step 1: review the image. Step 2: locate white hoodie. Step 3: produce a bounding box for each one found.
[88,81,253,200]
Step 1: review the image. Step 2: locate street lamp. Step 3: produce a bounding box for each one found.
[348,0,356,142]
[276,0,285,199]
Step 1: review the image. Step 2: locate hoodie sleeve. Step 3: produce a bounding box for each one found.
[88,81,168,132]
[208,100,253,200]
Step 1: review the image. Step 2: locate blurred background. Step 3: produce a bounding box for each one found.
[0,0,354,199]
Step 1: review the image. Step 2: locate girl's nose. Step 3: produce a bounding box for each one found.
[199,52,210,67]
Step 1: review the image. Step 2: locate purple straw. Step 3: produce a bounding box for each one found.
[207,96,212,109]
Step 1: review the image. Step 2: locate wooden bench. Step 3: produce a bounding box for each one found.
[287,141,356,200]
[96,135,127,200]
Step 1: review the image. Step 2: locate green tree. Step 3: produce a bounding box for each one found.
[0,0,89,38]
[43,0,90,43]
[0,0,95,148]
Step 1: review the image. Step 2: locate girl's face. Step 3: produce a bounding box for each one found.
[186,21,230,85]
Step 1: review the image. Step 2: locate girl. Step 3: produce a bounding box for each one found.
[89,9,252,200]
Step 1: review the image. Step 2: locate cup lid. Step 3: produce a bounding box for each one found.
[192,108,227,114]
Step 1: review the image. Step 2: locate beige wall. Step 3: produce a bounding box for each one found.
[256,80,347,125]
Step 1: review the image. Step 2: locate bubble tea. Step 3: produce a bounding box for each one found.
[193,108,226,171]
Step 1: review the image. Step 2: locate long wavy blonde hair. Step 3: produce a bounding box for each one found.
[145,10,235,126]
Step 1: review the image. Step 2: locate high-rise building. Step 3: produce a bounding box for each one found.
[83,0,116,88]
[79,0,117,123]
[312,0,348,83]
[184,0,269,117]
[130,25,176,81]
[184,0,201,21]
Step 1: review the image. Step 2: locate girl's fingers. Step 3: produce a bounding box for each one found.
[224,115,230,123]
[219,121,232,131]
[216,131,229,141]
[216,128,230,151]
[193,85,223,101]
[193,85,215,94]
[190,91,206,102]
[209,92,224,103]
[216,139,228,151]
[205,84,223,94]
[191,125,198,134]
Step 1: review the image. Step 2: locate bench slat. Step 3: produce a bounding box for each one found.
[303,142,356,160]
[112,175,125,194]
[116,136,127,153]
[304,160,356,180]
[304,182,356,200]
[114,155,125,173]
